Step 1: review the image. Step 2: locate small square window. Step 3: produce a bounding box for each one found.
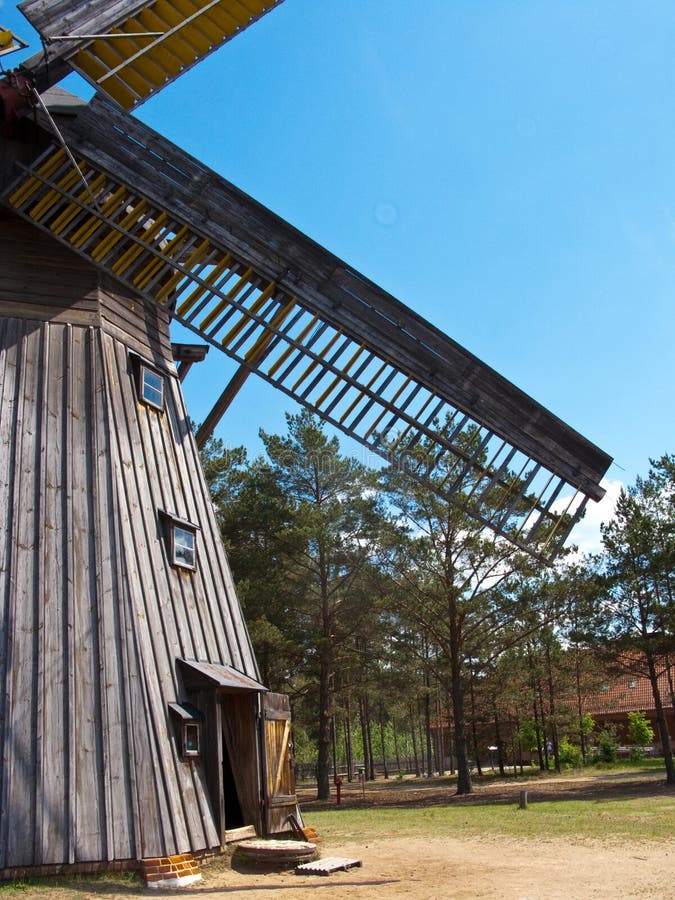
[159,510,199,571]
[183,723,201,757]
[172,524,196,569]
[140,364,164,409]
[168,701,203,760]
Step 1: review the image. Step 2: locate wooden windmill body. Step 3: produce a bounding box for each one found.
[0,0,612,878]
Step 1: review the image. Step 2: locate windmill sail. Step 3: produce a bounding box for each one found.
[18,0,285,106]
[1,91,611,560]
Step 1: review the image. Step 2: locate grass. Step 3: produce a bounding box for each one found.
[0,871,142,898]
[304,792,675,844]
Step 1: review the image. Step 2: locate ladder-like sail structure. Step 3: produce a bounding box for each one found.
[1,92,611,560]
[19,0,285,104]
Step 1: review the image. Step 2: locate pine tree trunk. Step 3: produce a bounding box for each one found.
[494,710,505,776]
[332,715,339,779]
[646,651,675,784]
[665,655,675,718]
[433,688,442,775]
[410,703,421,777]
[317,653,332,799]
[359,694,370,782]
[544,643,561,773]
[365,696,376,780]
[393,718,402,776]
[379,716,389,779]
[316,540,332,800]
[424,672,433,776]
[449,606,472,793]
[418,700,427,776]
[344,704,354,782]
[575,653,588,763]
[469,665,482,776]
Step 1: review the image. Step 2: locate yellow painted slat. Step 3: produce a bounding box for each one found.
[208,279,274,340]
[69,0,283,109]
[338,361,388,425]
[315,343,366,409]
[244,298,296,365]
[156,238,211,304]
[76,39,148,100]
[199,269,276,338]
[111,211,168,275]
[68,186,127,249]
[29,165,83,223]
[135,9,183,76]
[133,254,167,290]
[89,198,147,259]
[291,329,342,393]
[267,313,319,378]
[111,26,171,92]
[175,253,232,317]
[197,266,254,330]
[8,148,68,208]
[50,172,107,236]
[364,376,412,440]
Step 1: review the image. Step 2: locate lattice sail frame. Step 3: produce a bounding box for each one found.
[2,96,611,561]
[19,0,285,108]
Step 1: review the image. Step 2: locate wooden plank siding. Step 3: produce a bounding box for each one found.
[0,213,262,867]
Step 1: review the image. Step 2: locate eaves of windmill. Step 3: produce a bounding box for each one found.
[0,0,612,884]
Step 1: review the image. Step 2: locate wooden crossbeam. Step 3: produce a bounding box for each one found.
[19,0,287,107]
[0,96,612,560]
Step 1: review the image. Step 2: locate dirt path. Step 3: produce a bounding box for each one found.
[191,835,674,900]
[5,772,674,899]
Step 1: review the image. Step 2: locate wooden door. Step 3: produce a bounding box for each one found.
[262,693,301,834]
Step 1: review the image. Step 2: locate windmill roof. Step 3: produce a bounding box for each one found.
[41,86,87,114]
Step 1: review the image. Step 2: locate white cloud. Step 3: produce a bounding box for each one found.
[565,478,623,557]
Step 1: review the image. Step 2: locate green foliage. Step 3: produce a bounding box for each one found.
[580,713,595,737]
[292,724,318,766]
[598,454,675,783]
[627,711,654,761]
[517,718,541,752]
[593,724,620,763]
[199,423,675,789]
[558,738,583,769]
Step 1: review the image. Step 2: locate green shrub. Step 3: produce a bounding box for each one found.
[627,711,654,761]
[558,738,584,769]
[592,724,619,763]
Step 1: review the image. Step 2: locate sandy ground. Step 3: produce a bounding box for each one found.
[191,834,675,900]
[6,773,674,899]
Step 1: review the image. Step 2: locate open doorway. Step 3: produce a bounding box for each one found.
[220,692,260,838]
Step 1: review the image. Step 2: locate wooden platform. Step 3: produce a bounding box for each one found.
[295,857,362,876]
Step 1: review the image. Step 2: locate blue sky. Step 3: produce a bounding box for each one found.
[3,0,674,546]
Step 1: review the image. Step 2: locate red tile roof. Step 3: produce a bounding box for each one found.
[583,660,672,715]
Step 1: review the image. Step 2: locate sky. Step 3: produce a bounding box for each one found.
[2,0,674,552]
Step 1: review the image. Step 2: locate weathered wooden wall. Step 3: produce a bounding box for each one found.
[0,213,261,867]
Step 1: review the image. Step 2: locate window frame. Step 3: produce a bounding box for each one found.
[182,722,201,758]
[129,352,166,412]
[171,522,197,571]
[168,702,204,761]
[160,510,200,572]
[139,362,165,410]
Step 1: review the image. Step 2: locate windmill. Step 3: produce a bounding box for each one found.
[0,0,611,882]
